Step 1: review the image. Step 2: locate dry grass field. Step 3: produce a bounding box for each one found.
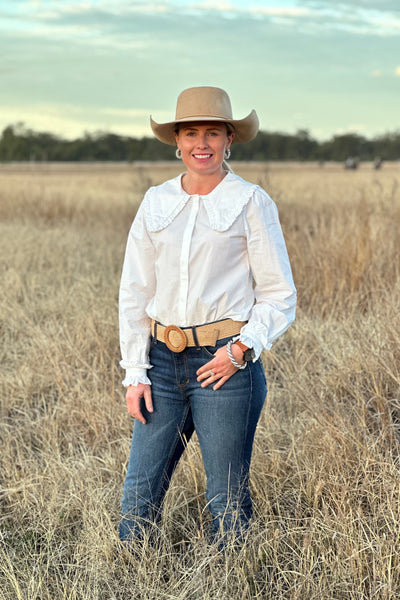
[1,161,400,599]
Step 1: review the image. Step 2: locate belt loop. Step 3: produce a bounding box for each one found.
[191,326,201,349]
[153,321,158,344]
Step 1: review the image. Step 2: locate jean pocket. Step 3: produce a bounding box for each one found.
[202,346,216,359]
[201,336,231,360]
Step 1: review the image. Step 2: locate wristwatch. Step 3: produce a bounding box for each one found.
[234,340,256,363]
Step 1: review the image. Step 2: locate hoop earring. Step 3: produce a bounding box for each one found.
[224,148,231,160]
[176,148,182,159]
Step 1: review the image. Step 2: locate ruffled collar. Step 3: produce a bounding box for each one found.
[143,172,258,233]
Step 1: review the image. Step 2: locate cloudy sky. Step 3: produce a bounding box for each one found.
[1,0,399,140]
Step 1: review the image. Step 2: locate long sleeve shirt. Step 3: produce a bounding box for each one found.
[119,172,296,387]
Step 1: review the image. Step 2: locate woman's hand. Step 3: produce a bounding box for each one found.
[196,343,245,390]
[126,383,153,424]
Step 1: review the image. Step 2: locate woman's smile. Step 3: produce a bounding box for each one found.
[193,153,212,160]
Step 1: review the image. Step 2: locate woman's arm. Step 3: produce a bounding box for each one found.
[239,188,297,357]
[119,198,156,389]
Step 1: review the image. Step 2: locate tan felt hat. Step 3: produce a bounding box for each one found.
[150,86,259,145]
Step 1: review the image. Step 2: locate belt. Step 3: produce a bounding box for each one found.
[151,319,247,353]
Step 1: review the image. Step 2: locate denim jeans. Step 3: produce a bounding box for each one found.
[119,335,267,543]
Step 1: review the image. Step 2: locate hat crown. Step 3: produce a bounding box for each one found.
[150,86,258,145]
[175,87,233,121]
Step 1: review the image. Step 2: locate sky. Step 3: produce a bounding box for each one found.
[1,0,399,141]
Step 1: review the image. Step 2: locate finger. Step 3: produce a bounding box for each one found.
[200,371,219,388]
[127,394,147,424]
[197,369,214,382]
[196,359,216,377]
[143,387,153,414]
[129,406,146,424]
[196,363,212,377]
[198,368,218,384]
[213,376,229,391]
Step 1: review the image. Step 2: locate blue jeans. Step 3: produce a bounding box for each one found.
[119,335,267,543]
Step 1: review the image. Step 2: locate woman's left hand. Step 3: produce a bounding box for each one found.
[196,343,245,390]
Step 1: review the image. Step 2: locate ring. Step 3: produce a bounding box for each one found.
[209,370,215,377]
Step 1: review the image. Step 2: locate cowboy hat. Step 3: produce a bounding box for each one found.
[150,86,259,145]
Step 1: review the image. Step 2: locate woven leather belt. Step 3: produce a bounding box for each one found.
[151,319,247,353]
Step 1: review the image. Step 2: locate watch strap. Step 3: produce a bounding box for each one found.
[234,340,249,353]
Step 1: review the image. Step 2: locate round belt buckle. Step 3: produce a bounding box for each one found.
[164,325,187,352]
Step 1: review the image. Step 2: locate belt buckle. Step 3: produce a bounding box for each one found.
[164,325,187,352]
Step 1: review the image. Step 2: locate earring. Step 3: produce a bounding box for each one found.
[176,148,182,159]
[224,148,231,160]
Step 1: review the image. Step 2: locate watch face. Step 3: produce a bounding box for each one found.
[243,348,255,362]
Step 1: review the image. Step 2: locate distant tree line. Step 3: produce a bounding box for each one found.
[1,122,400,162]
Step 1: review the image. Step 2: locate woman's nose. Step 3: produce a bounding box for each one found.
[197,134,208,147]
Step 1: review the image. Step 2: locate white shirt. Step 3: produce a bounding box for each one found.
[119,172,296,387]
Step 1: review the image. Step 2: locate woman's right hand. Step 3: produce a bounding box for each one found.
[126,384,153,424]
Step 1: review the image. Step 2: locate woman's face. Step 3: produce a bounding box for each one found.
[174,122,234,177]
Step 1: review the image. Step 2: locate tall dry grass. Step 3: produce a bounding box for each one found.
[1,162,400,599]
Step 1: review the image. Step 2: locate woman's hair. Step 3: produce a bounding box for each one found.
[174,123,234,136]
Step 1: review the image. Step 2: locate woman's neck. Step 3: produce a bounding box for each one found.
[181,169,228,196]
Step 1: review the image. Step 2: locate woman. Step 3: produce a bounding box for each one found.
[118,86,296,545]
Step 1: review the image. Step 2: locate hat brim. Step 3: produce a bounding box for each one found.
[150,110,259,145]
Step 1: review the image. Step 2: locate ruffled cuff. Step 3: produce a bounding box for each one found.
[122,367,152,388]
[239,323,270,361]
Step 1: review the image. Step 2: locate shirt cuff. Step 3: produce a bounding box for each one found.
[122,367,152,388]
[239,325,270,361]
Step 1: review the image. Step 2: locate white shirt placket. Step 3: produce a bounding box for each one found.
[177,195,200,324]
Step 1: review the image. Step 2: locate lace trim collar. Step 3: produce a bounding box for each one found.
[143,172,258,233]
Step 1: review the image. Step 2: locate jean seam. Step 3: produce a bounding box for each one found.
[151,402,191,507]
[236,365,252,478]
[257,358,267,386]
[173,351,190,388]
